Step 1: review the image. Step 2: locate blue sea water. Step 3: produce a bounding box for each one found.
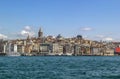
[0,56,120,79]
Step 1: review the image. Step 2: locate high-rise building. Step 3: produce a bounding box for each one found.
[38,28,43,38]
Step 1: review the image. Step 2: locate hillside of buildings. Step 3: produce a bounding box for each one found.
[0,28,119,56]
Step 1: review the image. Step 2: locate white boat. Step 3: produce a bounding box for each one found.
[7,52,21,56]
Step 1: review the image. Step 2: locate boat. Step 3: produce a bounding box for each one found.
[7,52,21,56]
[115,46,120,55]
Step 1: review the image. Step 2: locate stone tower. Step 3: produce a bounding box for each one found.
[38,27,43,38]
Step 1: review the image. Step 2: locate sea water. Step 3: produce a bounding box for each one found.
[0,56,120,79]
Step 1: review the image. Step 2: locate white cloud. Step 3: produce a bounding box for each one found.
[19,26,35,37]
[24,26,31,31]
[0,34,7,39]
[103,37,113,41]
[21,30,29,36]
[80,27,92,31]
[20,30,35,36]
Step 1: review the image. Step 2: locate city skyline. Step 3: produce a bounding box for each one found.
[0,0,120,41]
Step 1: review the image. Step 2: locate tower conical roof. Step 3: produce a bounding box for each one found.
[39,27,42,32]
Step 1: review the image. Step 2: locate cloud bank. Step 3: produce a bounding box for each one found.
[0,34,7,39]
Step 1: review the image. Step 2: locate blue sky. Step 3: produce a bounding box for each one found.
[0,0,120,41]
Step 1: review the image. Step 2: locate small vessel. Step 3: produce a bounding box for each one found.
[115,46,120,55]
[7,52,21,56]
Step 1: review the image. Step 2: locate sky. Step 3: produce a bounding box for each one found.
[0,0,120,41]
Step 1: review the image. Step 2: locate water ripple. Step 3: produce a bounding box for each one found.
[0,56,120,79]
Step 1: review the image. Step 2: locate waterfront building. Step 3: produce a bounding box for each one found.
[74,45,81,55]
[0,39,4,53]
[104,47,114,56]
[17,45,25,53]
[11,44,17,53]
[24,44,32,54]
[59,45,63,55]
[82,46,90,55]
[51,43,63,55]
[3,44,6,53]
[63,44,73,55]
[39,43,51,55]
[91,47,103,55]
[3,42,8,53]
[3,41,11,54]
[51,43,59,54]
[31,44,39,52]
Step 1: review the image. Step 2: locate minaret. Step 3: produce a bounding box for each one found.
[38,27,43,38]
